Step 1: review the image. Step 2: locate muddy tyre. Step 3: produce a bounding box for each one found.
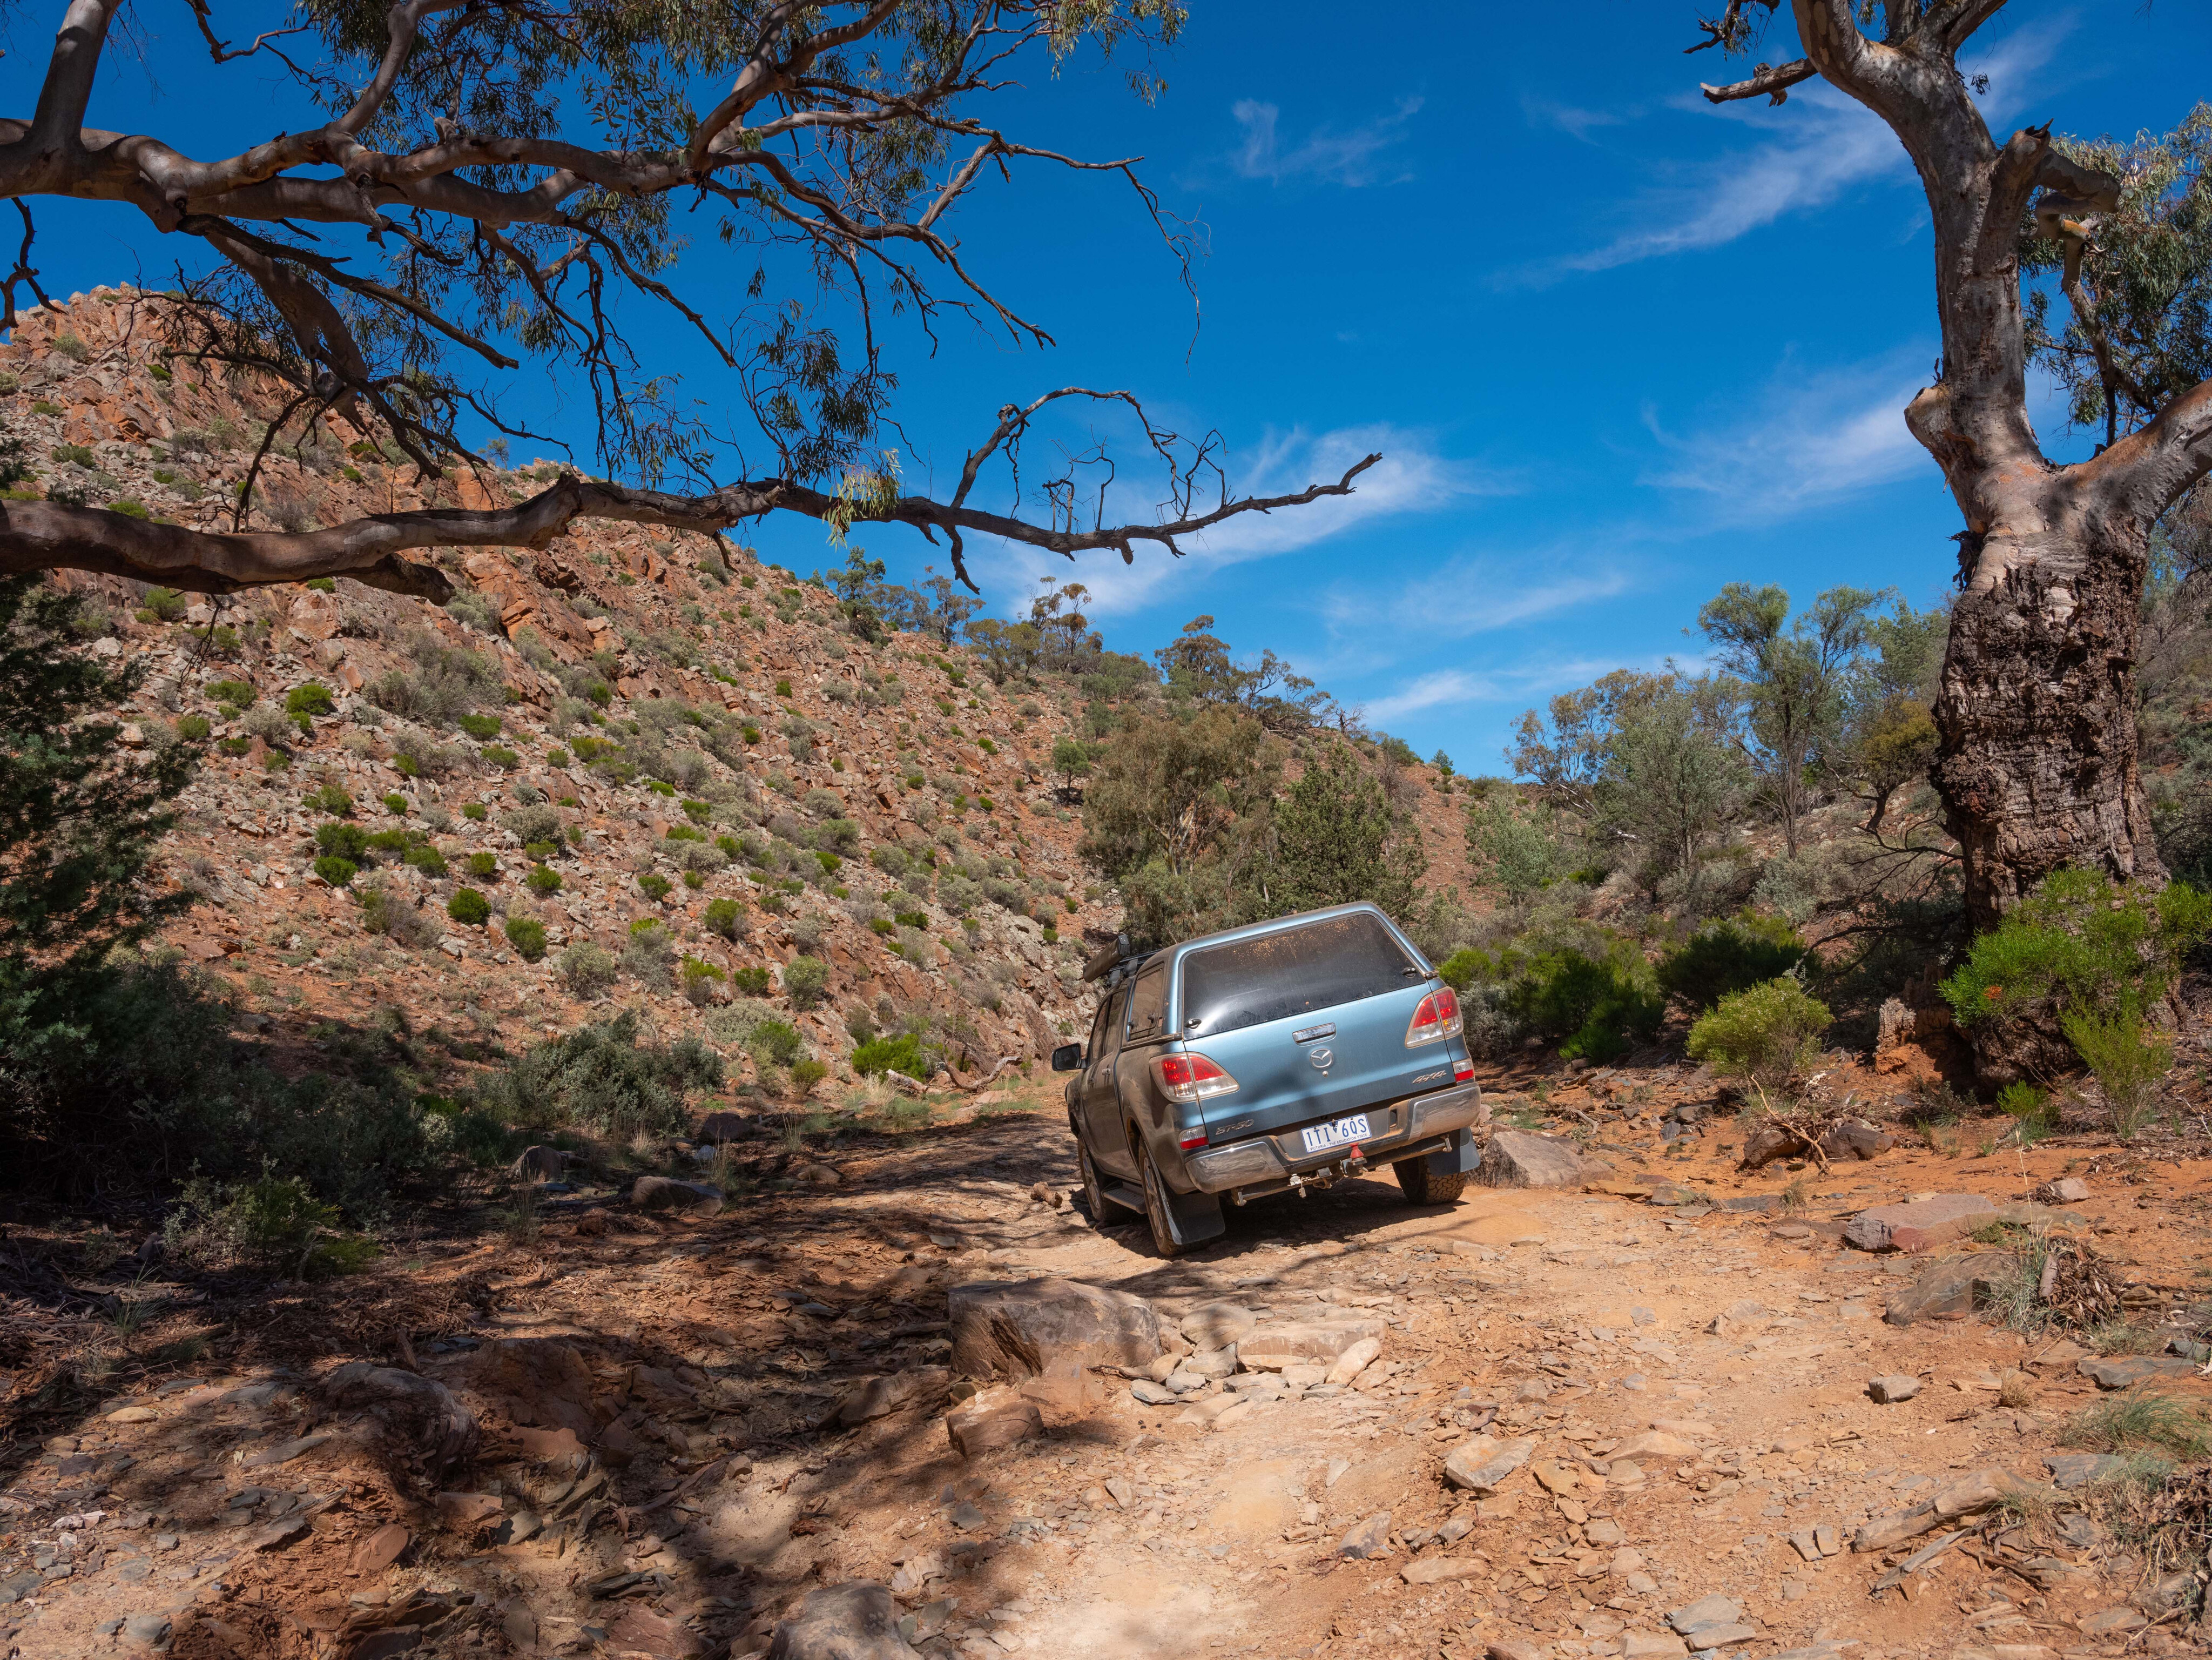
[1393,1157,1467,1206]
[1079,1135,1141,1225]
[1138,1144,1188,1259]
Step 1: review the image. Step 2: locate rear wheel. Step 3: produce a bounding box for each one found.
[1079,1135,1141,1225]
[1137,1143,1188,1259]
[1394,1157,1467,1206]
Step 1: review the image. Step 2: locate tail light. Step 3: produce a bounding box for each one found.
[1152,1052,1238,1105]
[1454,1057,1475,1084]
[1405,987,1462,1046]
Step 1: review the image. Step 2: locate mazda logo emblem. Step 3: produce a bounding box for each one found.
[1309,1047,1333,1070]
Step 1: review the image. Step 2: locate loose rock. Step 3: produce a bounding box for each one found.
[948,1277,1161,1382]
[766,1582,920,1660]
[1477,1130,1586,1189]
[1867,1374,1923,1403]
[1445,1434,1535,1493]
[631,1175,725,1213]
[945,1386,1043,1457]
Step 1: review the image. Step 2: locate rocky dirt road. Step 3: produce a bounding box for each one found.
[3,1078,2207,1660]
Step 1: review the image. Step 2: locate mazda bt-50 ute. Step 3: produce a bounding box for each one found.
[1051,902,1483,1257]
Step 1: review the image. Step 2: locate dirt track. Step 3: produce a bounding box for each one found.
[3,1073,2209,1660]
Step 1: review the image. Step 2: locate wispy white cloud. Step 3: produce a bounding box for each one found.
[1525,17,2068,278]
[1637,345,1936,518]
[1521,94,1629,144]
[1224,95,1424,188]
[970,423,1510,620]
[1358,651,1665,729]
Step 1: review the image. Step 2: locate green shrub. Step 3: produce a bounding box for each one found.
[1437,947,1495,992]
[1686,977,1833,1095]
[447,888,490,926]
[665,824,706,843]
[791,1057,828,1094]
[141,586,187,622]
[2061,1008,2174,1137]
[1507,946,1663,1063]
[638,872,672,901]
[784,953,828,1009]
[314,821,369,863]
[382,792,408,815]
[559,939,617,995]
[680,956,727,1007]
[481,1009,721,1137]
[285,682,335,717]
[481,744,520,769]
[466,851,498,879]
[462,802,487,821]
[1943,869,2212,1036]
[1657,913,1808,1011]
[174,714,211,742]
[526,863,562,895]
[705,897,745,939]
[504,915,548,962]
[205,677,257,707]
[402,843,448,878]
[741,723,761,744]
[457,712,502,740]
[748,1019,805,1067]
[732,966,772,995]
[313,854,359,886]
[854,1032,931,1080]
[109,500,150,520]
[547,747,570,768]
[523,839,558,861]
[302,781,353,816]
[682,797,712,823]
[302,577,336,594]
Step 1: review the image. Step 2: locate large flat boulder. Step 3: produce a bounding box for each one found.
[2079,1355,2200,1390]
[1844,1193,1995,1253]
[1236,1317,1387,1371]
[1476,1130,1585,1189]
[948,1278,1160,1382]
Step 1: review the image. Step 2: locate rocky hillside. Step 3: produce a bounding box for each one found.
[4,286,1473,1106]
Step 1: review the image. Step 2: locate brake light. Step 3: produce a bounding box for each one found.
[1454,1057,1475,1084]
[1405,987,1462,1046]
[1152,1052,1239,1104]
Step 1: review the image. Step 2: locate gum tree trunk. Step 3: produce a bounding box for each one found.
[1934,510,2167,933]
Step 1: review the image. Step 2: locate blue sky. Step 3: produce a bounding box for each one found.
[20,0,2212,772]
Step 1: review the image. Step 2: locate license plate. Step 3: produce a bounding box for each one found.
[1300,1113,1371,1154]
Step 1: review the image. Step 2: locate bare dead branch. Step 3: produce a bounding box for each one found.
[1700,58,1816,104]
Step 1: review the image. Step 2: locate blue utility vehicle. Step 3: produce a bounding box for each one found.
[1052,902,1482,1256]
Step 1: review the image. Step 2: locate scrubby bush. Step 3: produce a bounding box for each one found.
[1943,869,2211,1083]
[525,863,562,895]
[1687,977,1833,1095]
[705,897,746,940]
[447,888,490,926]
[403,842,449,878]
[638,871,672,901]
[483,1010,722,1137]
[731,966,772,995]
[681,956,727,1006]
[504,915,548,962]
[457,712,502,740]
[854,1032,932,1080]
[622,919,676,986]
[1657,913,1808,1012]
[791,1057,829,1095]
[313,853,358,886]
[175,713,212,742]
[358,884,440,947]
[466,851,498,879]
[783,953,828,1009]
[2061,1009,2174,1137]
[559,939,617,995]
[285,682,336,717]
[1507,946,1663,1063]
[302,781,353,816]
[315,820,370,863]
[748,1018,805,1067]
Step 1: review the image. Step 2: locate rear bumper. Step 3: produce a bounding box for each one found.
[1182,1082,1484,1195]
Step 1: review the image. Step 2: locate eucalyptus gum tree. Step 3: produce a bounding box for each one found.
[1692,1,2210,929]
[0,1,1373,597]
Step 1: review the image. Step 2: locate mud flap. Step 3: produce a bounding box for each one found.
[1162,1179,1226,1246]
[1427,1127,1480,1178]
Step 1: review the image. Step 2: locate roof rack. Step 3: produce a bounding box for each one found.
[1081,931,1155,991]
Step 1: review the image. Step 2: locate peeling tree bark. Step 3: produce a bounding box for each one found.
[1700,0,2209,929]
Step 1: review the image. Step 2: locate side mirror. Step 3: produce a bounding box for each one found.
[1050,1043,1084,1072]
